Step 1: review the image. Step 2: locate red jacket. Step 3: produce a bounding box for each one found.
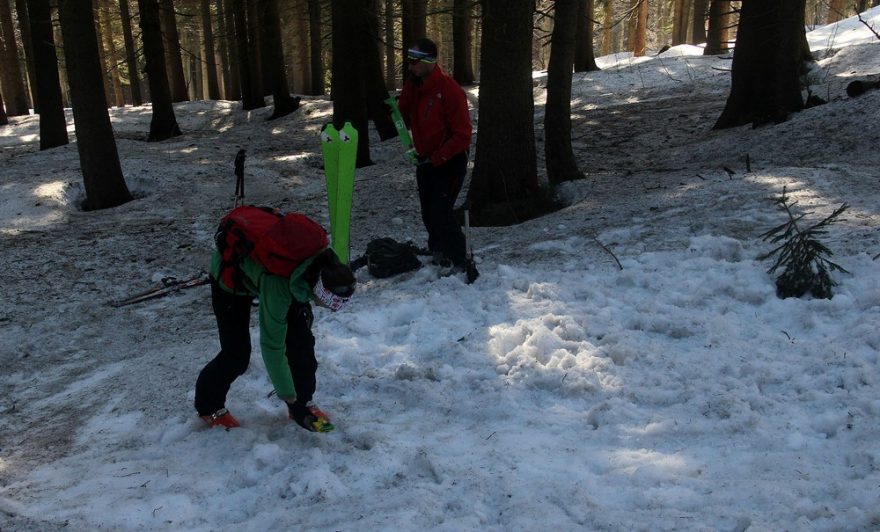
[397,65,472,167]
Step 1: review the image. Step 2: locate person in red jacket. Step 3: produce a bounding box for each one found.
[397,37,473,272]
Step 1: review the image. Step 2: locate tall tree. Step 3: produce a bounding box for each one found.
[220,0,240,99]
[233,0,264,109]
[704,0,731,54]
[452,0,475,85]
[383,0,395,89]
[307,0,323,94]
[27,0,68,148]
[159,0,189,101]
[119,0,143,105]
[545,0,584,185]
[99,0,126,106]
[692,0,708,43]
[468,0,538,226]
[15,0,38,111]
[330,0,371,166]
[574,0,599,72]
[261,0,298,118]
[362,1,395,140]
[57,0,133,210]
[0,0,31,115]
[201,0,220,99]
[139,0,182,139]
[715,0,807,129]
[631,0,648,56]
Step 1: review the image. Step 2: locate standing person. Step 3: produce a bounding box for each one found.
[397,37,473,273]
[195,208,356,432]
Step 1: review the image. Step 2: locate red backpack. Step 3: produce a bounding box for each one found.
[215,206,329,290]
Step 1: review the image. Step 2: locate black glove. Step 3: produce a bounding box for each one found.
[382,101,393,115]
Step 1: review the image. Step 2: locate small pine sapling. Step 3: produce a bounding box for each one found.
[758,188,849,299]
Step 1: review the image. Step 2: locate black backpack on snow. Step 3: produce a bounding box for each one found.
[351,238,426,278]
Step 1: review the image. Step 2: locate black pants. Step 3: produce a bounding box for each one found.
[194,279,317,416]
[416,152,468,266]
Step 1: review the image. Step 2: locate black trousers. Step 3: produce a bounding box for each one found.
[416,151,468,266]
[194,279,317,416]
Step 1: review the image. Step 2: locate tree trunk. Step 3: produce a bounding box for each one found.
[92,0,114,107]
[139,0,182,139]
[692,0,708,43]
[631,0,648,56]
[704,0,729,55]
[221,0,240,99]
[574,0,599,72]
[295,0,311,94]
[201,0,220,99]
[331,0,371,167]
[715,0,806,129]
[15,0,38,111]
[245,0,264,99]
[468,0,538,226]
[99,0,126,106]
[671,0,686,45]
[545,0,584,186]
[57,0,132,210]
[262,0,298,118]
[601,0,613,56]
[159,0,189,101]
[233,0,264,108]
[826,0,846,23]
[27,0,68,148]
[363,1,395,140]
[119,0,143,105]
[383,0,395,89]
[307,0,323,94]
[0,0,31,114]
[452,0,475,85]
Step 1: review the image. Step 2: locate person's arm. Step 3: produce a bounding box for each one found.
[257,274,298,402]
[431,81,472,166]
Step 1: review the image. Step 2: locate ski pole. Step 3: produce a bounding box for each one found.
[233,149,246,208]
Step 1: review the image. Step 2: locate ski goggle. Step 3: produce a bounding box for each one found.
[407,48,436,65]
[312,275,353,311]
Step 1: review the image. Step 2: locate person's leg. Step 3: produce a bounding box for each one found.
[416,164,440,253]
[194,280,254,416]
[435,153,468,266]
[284,301,317,404]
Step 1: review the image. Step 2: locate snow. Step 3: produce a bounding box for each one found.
[1,9,879,531]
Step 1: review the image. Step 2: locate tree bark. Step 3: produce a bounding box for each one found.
[14,0,38,111]
[201,0,220,99]
[331,0,371,167]
[57,0,132,210]
[574,0,599,72]
[452,0,475,85]
[383,0,395,89]
[139,0,182,139]
[715,0,806,129]
[692,0,708,43]
[631,0,648,56]
[704,0,730,55]
[119,0,143,105]
[0,0,31,114]
[233,0,264,109]
[221,0,240,99]
[99,0,126,106]
[159,0,189,101]
[27,0,68,148]
[262,0,298,118]
[363,1,395,140]
[545,0,584,185]
[307,0,323,95]
[468,0,538,226]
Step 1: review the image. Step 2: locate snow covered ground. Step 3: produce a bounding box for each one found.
[1,9,879,531]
